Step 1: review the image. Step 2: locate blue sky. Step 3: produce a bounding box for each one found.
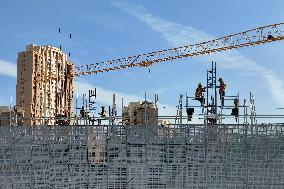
[1,0,284,120]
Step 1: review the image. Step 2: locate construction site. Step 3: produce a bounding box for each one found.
[0,23,284,188]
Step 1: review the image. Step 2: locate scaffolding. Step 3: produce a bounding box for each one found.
[0,123,283,188]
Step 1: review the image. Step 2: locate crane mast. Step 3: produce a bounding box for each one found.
[75,23,284,76]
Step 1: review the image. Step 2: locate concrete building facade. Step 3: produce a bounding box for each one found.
[122,101,158,125]
[16,44,74,126]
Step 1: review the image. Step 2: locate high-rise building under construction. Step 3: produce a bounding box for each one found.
[16,44,74,126]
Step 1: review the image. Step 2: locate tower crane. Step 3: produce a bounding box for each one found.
[75,23,284,76]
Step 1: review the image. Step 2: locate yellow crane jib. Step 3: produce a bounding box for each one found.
[74,22,284,76]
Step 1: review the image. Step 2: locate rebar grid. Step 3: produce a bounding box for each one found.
[0,124,283,188]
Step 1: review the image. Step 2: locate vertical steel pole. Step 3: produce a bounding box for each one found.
[214,62,217,116]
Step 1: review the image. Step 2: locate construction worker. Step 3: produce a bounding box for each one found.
[219,78,226,106]
[99,106,107,118]
[186,108,194,121]
[231,98,239,122]
[195,83,205,106]
[80,106,88,118]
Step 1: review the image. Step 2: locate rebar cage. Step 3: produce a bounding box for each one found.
[0,124,284,188]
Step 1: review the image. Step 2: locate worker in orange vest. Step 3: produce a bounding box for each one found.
[195,83,205,106]
[219,78,226,106]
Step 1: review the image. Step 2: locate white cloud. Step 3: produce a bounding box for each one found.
[111,1,284,107]
[0,59,16,77]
